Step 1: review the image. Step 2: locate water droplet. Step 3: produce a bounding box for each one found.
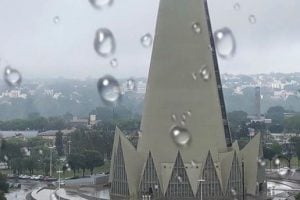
[191,160,196,167]
[233,3,240,11]
[186,110,192,117]
[140,33,153,48]
[198,65,211,81]
[89,0,113,9]
[126,79,136,91]
[181,114,187,121]
[231,188,237,196]
[53,16,60,24]
[177,176,183,183]
[97,75,121,105]
[39,150,43,155]
[257,158,266,167]
[65,163,69,168]
[21,147,30,156]
[274,158,280,166]
[192,72,197,80]
[94,28,116,57]
[180,120,186,127]
[154,184,159,190]
[214,27,236,59]
[192,22,201,34]
[110,58,118,68]
[4,66,22,86]
[170,126,191,147]
[171,114,177,122]
[249,15,256,24]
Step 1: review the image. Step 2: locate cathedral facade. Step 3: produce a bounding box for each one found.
[109,0,266,199]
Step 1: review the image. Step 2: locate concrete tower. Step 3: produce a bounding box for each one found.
[109,0,266,199]
[255,87,261,119]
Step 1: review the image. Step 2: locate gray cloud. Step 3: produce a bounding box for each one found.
[0,0,298,79]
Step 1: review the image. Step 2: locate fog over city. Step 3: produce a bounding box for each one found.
[0,0,299,79]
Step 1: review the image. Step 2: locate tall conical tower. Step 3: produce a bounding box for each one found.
[109,0,266,199]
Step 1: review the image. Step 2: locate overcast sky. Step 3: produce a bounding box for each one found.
[0,0,299,79]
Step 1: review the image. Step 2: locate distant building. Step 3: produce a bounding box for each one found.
[255,87,261,118]
[38,128,76,140]
[70,116,89,127]
[0,131,38,139]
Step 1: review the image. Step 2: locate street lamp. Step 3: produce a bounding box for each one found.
[48,145,56,177]
[56,169,63,200]
[197,179,206,200]
[67,140,71,155]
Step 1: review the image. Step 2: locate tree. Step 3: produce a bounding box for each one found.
[266,106,285,125]
[0,173,8,200]
[291,137,300,167]
[55,131,64,156]
[296,193,300,200]
[67,153,83,177]
[263,147,276,169]
[285,115,300,133]
[84,150,104,175]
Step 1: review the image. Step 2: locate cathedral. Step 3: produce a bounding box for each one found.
[109,0,266,199]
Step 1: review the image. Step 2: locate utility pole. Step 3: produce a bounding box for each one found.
[49,145,55,177]
[56,169,63,200]
[197,179,206,200]
[68,140,71,155]
[242,158,245,200]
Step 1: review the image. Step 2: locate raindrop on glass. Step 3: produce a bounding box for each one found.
[180,120,186,127]
[257,158,266,167]
[231,188,237,196]
[110,58,118,68]
[89,0,113,9]
[170,126,191,147]
[191,160,196,167]
[214,27,236,59]
[126,79,136,91]
[192,22,201,34]
[94,28,116,57]
[249,15,256,24]
[4,66,22,87]
[274,158,280,166]
[97,75,121,105]
[171,114,177,122]
[53,16,60,24]
[186,110,192,117]
[39,150,43,155]
[233,3,240,11]
[181,114,187,121]
[177,176,183,183]
[192,72,197,80]
[140,33,153,48]
[198,65,211,81]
